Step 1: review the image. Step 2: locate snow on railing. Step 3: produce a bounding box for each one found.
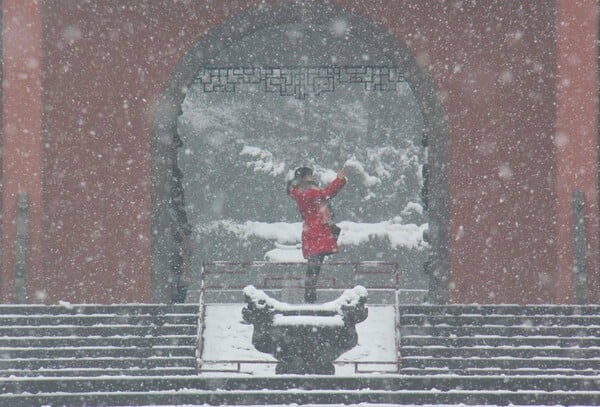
[199,360,400,374]
[394,289,402,373]
[195,263,207,374]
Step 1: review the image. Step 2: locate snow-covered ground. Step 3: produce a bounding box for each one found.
[200,303,397,376]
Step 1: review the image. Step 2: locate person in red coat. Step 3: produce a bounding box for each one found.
[287,167,347,303]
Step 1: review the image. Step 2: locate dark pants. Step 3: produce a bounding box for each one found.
[304,225,340,303]
[305,254,325,303]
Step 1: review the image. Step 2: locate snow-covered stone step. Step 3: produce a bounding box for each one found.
[400,314,600,326]
[398,368,600,376]
[400,356,600,370]
[399,324,600,336]
[0,304,198,315]
[2,388,600,406]
[0,346,194,359]
[0,304,201,378]
[399,304,600,316]
[0,367,198,377]
[0,356,197,370]
[2,374,599,394]
[397,305,600,379]
[0,314,198,325]
[400,346,600,359]
[0,324,197,336]
[2,373,599,405]
[401,335,600,347]
[0,335,197,347]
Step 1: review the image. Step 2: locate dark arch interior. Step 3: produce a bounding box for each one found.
[152,2,449,303]
[177,68,428,291]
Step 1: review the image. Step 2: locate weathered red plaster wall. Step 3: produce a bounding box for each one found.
[347,1,561,303]
[554,0,599,303]
[1,0,43,303]
[41,1,258,303]
[34,0,595,304]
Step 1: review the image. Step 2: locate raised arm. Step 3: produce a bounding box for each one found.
[290,173,346,201]
[321,176,346,200]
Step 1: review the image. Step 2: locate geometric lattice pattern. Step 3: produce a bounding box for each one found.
[196,66,406,99]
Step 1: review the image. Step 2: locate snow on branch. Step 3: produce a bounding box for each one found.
[198,219,428,251]
[239,145,285,176]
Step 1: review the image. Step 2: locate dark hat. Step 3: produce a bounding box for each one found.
[294,167,313,179]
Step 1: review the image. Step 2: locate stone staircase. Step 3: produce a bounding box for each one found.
[1,303,600,406]
[0,304,200,378]
[2,373,599,405]
[398,305,600,377]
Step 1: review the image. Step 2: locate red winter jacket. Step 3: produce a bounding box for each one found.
[289,177,346,258]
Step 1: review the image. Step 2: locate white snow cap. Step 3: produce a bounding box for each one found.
[243,285,367,313]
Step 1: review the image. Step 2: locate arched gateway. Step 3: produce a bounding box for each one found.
[151,2,449,303]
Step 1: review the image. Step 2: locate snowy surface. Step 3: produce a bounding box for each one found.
[200,304,396,375]
[272,314,344,326]
[242,285,367,313]
[124,404,594,407]
[124,404,589,407]
[201,219,428,262]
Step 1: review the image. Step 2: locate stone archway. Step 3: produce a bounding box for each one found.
[151,2,449,303]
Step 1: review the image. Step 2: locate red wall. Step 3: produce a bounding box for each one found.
[361,1,562,303]
[1,1,596,304]
[39,1,261,303]
[554,0,599,303]
[1,0,43,303]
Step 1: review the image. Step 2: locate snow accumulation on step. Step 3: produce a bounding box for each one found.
[0,313,197,317]
[402,356,600,361]
[405,345,600,349]
[201,304,396,375]
[7,356,195,362]
[403,323,600,328]
[0,346,194,351]
[403,334,600,339]
[0,324,196,329]
[114,405,600,407]
[403,346,599,352]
